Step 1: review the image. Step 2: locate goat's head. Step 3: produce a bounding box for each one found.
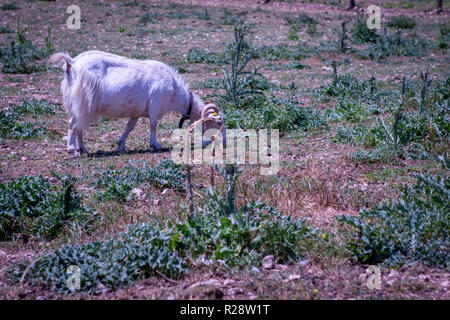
[189,94,226,148]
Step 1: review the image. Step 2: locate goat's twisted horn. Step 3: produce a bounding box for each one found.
[201,104,220,119]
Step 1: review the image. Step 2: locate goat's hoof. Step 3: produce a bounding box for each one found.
[150,143,162,151]
[72,151,81,158]
[116,146,126,153]
[67,148,75,154]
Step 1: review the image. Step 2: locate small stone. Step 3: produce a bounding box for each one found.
[161,188,169,195]
[262,255,275,270]
[47,177,57,183]
[297,259,309,267]
[21,156,27,161]
[288,274,301,281]
[274,264,289,271]
[251,266,260,273]
[223,279,235,286]
[132,188,146,200]
[190,279,222,289]
[0,250,7,257]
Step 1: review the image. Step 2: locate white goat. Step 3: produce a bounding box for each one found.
[49,50,225,156]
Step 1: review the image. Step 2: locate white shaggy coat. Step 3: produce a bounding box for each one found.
[49,50,221,155]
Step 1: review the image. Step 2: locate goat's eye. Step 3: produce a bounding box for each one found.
[213,112,218,116]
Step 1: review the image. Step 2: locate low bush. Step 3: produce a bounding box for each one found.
[10,223,186,293]
[186,47,227,65]
[92,159,185,201]
[255,43,312,61]
[387,16,416,30]
[0,109,44,140]
[338,160,449,267]
[360,29,432,60]
[14,99,61,116]
[0,175,91,240]
[0,25,53,74]
[285,12,317,28]
[172,192,316,268]
[322,73,374,100]
[333,98,380,123]
[0,3,20,10]
[138,12,158,25]
[352,15,378,44]
[221,96,326,133]
[11,166,318,293]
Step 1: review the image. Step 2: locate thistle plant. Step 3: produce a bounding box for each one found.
[221,24,265,108]
[338,21,350,53]
[379,76,408,155]
[215,164,240,215]
[417,70,432,114]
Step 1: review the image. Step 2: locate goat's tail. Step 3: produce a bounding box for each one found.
[48,52,74,74]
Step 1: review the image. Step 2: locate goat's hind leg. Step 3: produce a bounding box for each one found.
[76,129,88,156]
[117,117,138,152]
[67,116,77,155]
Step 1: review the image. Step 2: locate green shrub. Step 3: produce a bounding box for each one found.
[438,22,449,50]
[221,96,326,133]
[387,16,416,29]
[1,3,20,10]
[0,25,52,74]
[172,192,316,267]
[170,166,317,267]
[14,99,61,116]
[255,43,312,61]
[332,124,380,147]
[10,223,185,293]
[92,159,185,201]
[167,11,189,19]
[186,47,227,65]
[434,75,450,101]
[191,9,211,20]
[350,143,395,164]
[0,175,90,240]
[285,12,317,28]
[0,26,14,34]
[222,8,240,25]
[284,61,310,70]
[138,12,158,25]
[194,78,222,89]
[336,75,449,162]
[338,166,449,267]
[322,73,373,99]
[334,98,378,123]
[0,109,44,140]
[11,166,317,293]
[352,15,378,44]
[288,24,299,41]
[360,29,431,60]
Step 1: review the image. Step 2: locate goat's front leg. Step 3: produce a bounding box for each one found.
[75,129,88,156]
[117,117,138,152]
[67,116,77,154]
[149,118,161,150]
